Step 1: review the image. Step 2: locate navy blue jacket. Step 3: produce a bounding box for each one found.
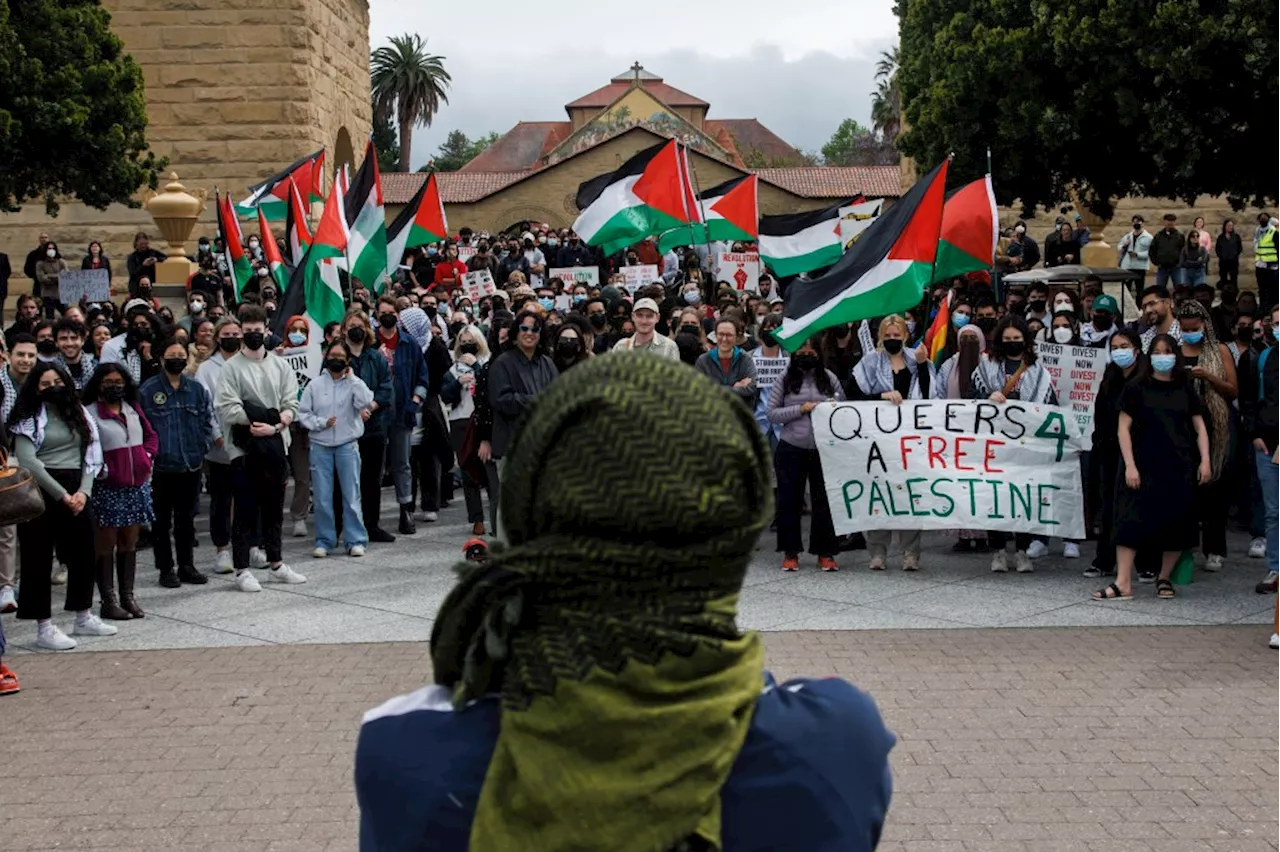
[379,334,430,429]
[350,346,393,439]
[356,673,894,852]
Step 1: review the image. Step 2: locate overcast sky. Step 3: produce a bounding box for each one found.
[368,0,898,170]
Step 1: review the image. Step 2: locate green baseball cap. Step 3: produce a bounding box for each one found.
[1091,294,1119,315]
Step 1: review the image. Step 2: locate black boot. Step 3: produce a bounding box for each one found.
[118,552,145,618]
[369,527,396,543]
[177,564,208,585]
[97,554,131,620]
[398,504,416,535]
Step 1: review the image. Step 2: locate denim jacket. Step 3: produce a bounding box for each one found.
[139,373,217,473]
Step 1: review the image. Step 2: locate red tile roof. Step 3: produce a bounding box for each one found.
[754,166,902,199]
[706,120,802,164]
[565,81,708,110]
[382,171,532,205]
[458,122,570,173]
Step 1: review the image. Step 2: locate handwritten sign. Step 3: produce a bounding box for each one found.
[621,264,660,295]
[838,198,884,250]
[462,269,497,302]
[1036,342,1107,449]
[713,252,761,293]
[813,400,1085,537]
[549,267,600,288]
[57,269,111,305]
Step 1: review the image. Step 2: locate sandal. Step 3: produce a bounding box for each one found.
[1092,582,1132,601]
[1156,578,1175,599]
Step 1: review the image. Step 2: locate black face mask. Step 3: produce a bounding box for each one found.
[218,337,241,354]
[794,353,820,371]
[1237,327,1253,342]
[680,324,701,336]
[1001,340,1026,358]
[588,314,607,330]
[760,329,777,347]
[459,343,480,356]
[325,358,348,374]
[127,326,151,345]
[377,313,398,330]
[423,306,438,319]
[242,331,265,351]
[449,322,465,339]
[101,385,125,404]
[1093,314,1114,331]
[163,357,186,375]
[555,338,582,360]
[1028,299,1046,313]
[882,339,904,355]
[976,316,998,334]
[38,386,69,404]
[36,339,56,357]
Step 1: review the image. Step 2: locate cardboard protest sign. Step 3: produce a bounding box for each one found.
[462,269,497,302]
[813,400,1086,538]
[713,252,761,292]
[280,344,320,400]
[838,199,884,250]
[57,269,111,305]
[549,267,600,288]
[621,264,660,295]
[1036,342,1107,449]
[554,295,572,312]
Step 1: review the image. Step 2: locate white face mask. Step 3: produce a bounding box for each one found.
[1052,327,1074,344]
[1053,300,1073,312]
[190,302,205,314]
[46,249,56,258]
[1014,225,1026,235]
[256,267,269,278]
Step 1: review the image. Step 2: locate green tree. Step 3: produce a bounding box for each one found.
[428,129,500,172]
[821,119,897,167]
[870,47,901,143]
[371,34,451,173]
[372,109,400,173]
[895,0,1278,218]
[0,0,163,214]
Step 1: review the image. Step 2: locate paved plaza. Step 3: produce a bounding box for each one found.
[1,492,1276,851]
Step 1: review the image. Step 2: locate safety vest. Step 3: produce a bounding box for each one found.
[1259,227,1278,264]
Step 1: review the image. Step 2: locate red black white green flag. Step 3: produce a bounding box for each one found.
[776,160,950,352]
[386,171,448,272]
[572,139,700,256]
[656,174,758,252]
[236,149,326,220]
[930,175,999,283]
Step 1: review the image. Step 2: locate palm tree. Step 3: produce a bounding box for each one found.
[371,34,451,172]
[871,47,901,143]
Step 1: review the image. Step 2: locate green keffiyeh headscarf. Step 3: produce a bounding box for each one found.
[431,353,773,852]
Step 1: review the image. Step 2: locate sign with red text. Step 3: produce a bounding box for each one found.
[456,245,477,263]
[621,264,660,295]
[713,252,761,292]
[813,400,1086,537]
[549,267,600,288]
[461,269,497,302]
[1036,343,1107,450]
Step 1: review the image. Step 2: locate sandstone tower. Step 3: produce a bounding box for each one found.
[1,0,372,263]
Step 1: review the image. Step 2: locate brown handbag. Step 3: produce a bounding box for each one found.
[0,447,47,526]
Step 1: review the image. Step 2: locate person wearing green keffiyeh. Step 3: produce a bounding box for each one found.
[356,353,895,852]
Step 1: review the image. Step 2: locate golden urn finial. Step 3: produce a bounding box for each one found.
[142,172,208,257]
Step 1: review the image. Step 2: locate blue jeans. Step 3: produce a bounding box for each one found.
[1255,447,1278,574]
[312,442,367,550]
[1155,267,1176,289]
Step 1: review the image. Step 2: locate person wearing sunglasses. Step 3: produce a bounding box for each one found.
[488,308,557,537]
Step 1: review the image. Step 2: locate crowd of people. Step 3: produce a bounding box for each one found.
[0,208,1274,693]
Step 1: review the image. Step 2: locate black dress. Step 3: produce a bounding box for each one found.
[1112,378,1203,551]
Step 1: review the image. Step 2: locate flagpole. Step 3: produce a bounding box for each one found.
[986,147,1001,304]
[682,146,716,307]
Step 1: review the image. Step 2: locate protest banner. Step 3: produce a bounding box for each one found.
[57,269,111,305]
[1036,342,1108,449]
[713,252,761,292]
[456,245,477,263]
[549,267,600,288]
[280,344,320,399]
[462,269,497,302]
[813,400,1086,538]
[621,264,660,295]
[838,198,884,250]
[554,295,572,312]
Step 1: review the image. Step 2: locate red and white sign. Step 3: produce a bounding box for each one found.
[713,252,761,293]
[461,269,497,302]
[1036,342,1108,450]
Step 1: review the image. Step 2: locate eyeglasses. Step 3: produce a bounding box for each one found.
[518,325,541,335]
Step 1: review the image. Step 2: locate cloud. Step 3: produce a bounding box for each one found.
[368,0,897,169]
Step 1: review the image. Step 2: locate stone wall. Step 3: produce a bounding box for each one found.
[0,0,370,293]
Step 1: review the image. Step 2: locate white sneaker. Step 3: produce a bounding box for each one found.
[1270,633,1279,650]
[990,551,1008,573]
[0,586,15,613]
[869,555,886,571]
[52,564,68,585]
[213,550,234,574]
[348,545,365,557]
[1205,554,1224,572]
[1015,552,1034,573]
[1026,540,1049,559]
[416,510,438,523]
[235,570,262,593]
[292,519,308,538]
[266,563,307,584]
[72,614,118,637]
[36,624,76,650]
[1063,542,1081,559]
[1249,538,1267,559]
[249,547,269,568]
[312,546,328,559]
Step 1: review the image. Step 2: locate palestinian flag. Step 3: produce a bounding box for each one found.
[285,177,311,265]
[215,189,253,300]
[271,183,348,349]
[236,149,326,220]
[344,140,388,293]
[758,199,857,278]
[387,171,448,273]
[656,174,758,252]
[257,208,290,293]
[573,139,700,257]
[930,174,999,283]
[925,289,953,365]
[776,160,950,352]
